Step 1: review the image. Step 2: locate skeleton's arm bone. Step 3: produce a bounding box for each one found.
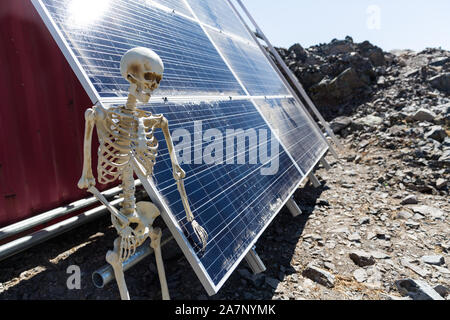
[88,186,129,226]
[158,117,208,250]
[77,108,97,190]
[158,117,185,180]
[158,117,192,218]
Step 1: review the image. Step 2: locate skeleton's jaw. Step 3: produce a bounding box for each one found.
[128,83,152,105]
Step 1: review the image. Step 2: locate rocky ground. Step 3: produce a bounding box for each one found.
[0,38,448,300]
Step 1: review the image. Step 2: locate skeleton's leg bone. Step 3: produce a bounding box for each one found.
[92,234,174,289]
[245,246,266,274]
[150,227,170,300]
[106,238,130,300]
[286,196,302,217]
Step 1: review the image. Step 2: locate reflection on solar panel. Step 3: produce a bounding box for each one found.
[40,0,244,98]
[254,98,328,174]
[207,28,291,96]
[186,0,253,41]
[32,0,329,295]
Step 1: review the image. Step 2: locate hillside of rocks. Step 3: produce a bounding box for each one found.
[276,38,449,196]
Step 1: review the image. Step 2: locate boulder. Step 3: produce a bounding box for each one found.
[355,115,384,128]
[429,73,450,93]
[395,279,444,300]
[302,264,335,288]
[349,251,376,267]
[410,205,445,219]
[353,269,368,282]
[421,255,445,266]
[401,195,418,205]
[358,41,386,66]
[288,43,308,62]
[412,108,436,122]
[330,116,352,133]
[436,178,447,190]
[425,126,447,142]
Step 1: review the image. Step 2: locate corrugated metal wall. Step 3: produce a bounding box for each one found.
[0,0,107,228]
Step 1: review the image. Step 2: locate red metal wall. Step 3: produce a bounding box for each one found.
[0,0,104,228]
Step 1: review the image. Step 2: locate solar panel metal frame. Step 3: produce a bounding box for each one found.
[31,0,329,295]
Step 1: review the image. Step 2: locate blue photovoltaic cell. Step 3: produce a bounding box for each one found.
[254,98,328,174]
[206,28,290,96]
[151,0,194,17]
[41,0,245,97]
[137,99,303,286]
[186,0,253,41]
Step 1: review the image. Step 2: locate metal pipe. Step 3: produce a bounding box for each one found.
[232,0,344,153]
[0,198,123,262]
[0,181,141,242]
[92,234,174,288]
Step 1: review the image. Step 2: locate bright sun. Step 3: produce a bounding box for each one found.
[68,0,111,27]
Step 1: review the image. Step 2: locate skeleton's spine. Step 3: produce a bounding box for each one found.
[119,104,137,216]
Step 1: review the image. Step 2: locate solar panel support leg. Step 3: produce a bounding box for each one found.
[320,158,332,171]
[245,247,266,274]
[286,196,302,217]
[308,173,321,188]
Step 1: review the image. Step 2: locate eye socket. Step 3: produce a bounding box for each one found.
[144,72,163,84]
[144,72,152,81]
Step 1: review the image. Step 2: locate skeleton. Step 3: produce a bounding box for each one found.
[77,47,208,300]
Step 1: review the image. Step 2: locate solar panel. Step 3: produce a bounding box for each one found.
[254,98,328,174]
[32,0,329,295]
[136,99,303,287]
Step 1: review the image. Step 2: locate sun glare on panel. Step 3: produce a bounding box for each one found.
[68,0,110,27]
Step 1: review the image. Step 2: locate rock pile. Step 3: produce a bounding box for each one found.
[278,38,449,197]
[276,37,450,121]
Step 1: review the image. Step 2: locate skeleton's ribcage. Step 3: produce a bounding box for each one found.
[132,132,159,176]
[96,113,159,184]
[97,134,130,185]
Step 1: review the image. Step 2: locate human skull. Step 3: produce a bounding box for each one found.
[120,47,164,103]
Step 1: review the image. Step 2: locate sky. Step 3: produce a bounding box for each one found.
[241,0,450,52]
